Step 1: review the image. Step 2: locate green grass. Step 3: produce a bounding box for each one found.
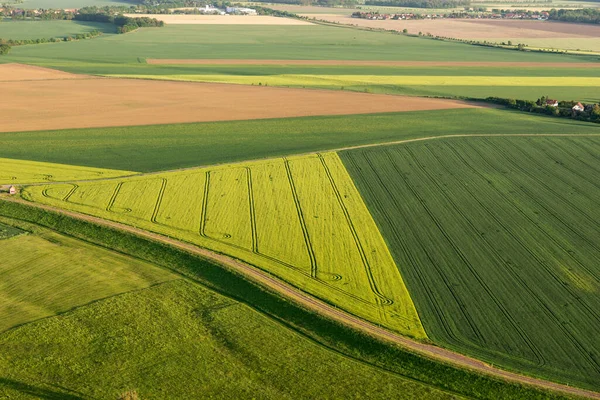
[0,199,572,399]
[341,136,600,391]
[0,217,176,332]
[23,153,426,337]
[3,24,598,65]
[0,221,23,240]
[0,20,116,40]
[0,280,450,400]
[1,109,600,172]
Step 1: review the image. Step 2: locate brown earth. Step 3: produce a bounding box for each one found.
[147,59,600,67]
[123,14,313,25]
[4,194,600,400]
[309,14,600,39]
[0,65,477,133]
[0,63,94,82]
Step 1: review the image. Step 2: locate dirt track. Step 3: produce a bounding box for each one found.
[3,194,598,399]
[0,64,478,133]
[148,59,600,68]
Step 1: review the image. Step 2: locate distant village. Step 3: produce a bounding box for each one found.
[351,10,550,20]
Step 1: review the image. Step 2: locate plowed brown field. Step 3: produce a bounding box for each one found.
[0,65,477,133]
[0,63,93,82]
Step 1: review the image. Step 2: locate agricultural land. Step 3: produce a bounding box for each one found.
[1,5,600,399]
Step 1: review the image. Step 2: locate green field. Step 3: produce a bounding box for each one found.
[0,157,134,184]
[0,221,23,240]
[0,280,455,400]
[2,109,600,173]
[0,20,116,40]
[23,153,426,337]
[341,136,600,390]
[0,217,176,332]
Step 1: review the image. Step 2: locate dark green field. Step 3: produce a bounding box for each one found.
[0,222,23,240]
[2,109,600,172]
[341,136,600,390]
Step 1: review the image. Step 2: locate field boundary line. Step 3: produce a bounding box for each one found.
[3,196,599,399]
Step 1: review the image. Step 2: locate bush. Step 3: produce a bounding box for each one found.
[0,44,10,55]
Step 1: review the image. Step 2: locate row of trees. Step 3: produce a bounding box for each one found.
[486,96,600,123]
[547,8,600,24]
[364,0,470,8]
[74,8,164,33]
[0,30,102,54]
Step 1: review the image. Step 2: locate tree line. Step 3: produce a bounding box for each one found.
[74,8,164,33]
[486,96,600,123]
[547,8,600,24]
[364,0,469,8]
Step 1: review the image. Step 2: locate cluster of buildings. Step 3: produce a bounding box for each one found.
[196,5,257,15]
[351,10,550,21]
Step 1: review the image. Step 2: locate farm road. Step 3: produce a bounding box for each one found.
[3,195,600,400]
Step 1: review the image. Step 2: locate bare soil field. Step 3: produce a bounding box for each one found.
[0,65,476,133]
[123,14,313,25]
[147,59,600,68]
[0,63,94,82]
[310,14,600,39]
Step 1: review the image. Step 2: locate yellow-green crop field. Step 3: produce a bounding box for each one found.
[0,218,176,332]
[107,74,600,88]
[23,153,426,338]
[0,158,134,184]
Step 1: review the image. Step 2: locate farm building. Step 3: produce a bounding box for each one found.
[9,186,17,195]
[225,6,257,15]
[572,102,585,112]
[546,99,559,107]
[0,185,17,194]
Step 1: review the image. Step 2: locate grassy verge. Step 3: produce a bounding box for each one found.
[0,199,575,399]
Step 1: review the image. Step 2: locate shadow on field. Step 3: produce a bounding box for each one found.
[0,377,84,400]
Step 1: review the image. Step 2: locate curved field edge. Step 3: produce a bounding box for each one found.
[20,153,426,338]
[0,199,579,400]
[339,136,600,392]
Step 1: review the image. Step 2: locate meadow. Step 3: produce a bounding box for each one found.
[23,153,425,337]
[0,199,574,400]
[0,20,116,40]
[341,136,600,390]
[0,157,133,184]
[2,109,599,173]
[0,217,176,332]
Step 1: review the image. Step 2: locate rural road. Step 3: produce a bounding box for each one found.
[3,196,600,400]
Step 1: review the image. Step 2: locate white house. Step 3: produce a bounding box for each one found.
[572,102,584,112]
[545,99,559,107]
[9,186,17,195]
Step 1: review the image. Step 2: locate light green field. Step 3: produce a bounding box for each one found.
[0,158,134,184]
[0,217,176,332]
[502,38,600,53]
[0,279,457,400]
[23,153,426,338]
[0,20,116,40]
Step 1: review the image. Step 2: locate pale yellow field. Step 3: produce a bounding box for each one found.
[0,158,135,185]
[123,14,313,25]
[107,73,600,87]
[24,153,426,338]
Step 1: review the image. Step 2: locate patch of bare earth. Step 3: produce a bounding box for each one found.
[309,14,600,39]
[0,64,479,133]
[123,14,313,25]
[0,63,94,82]
[147,59,600,68]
